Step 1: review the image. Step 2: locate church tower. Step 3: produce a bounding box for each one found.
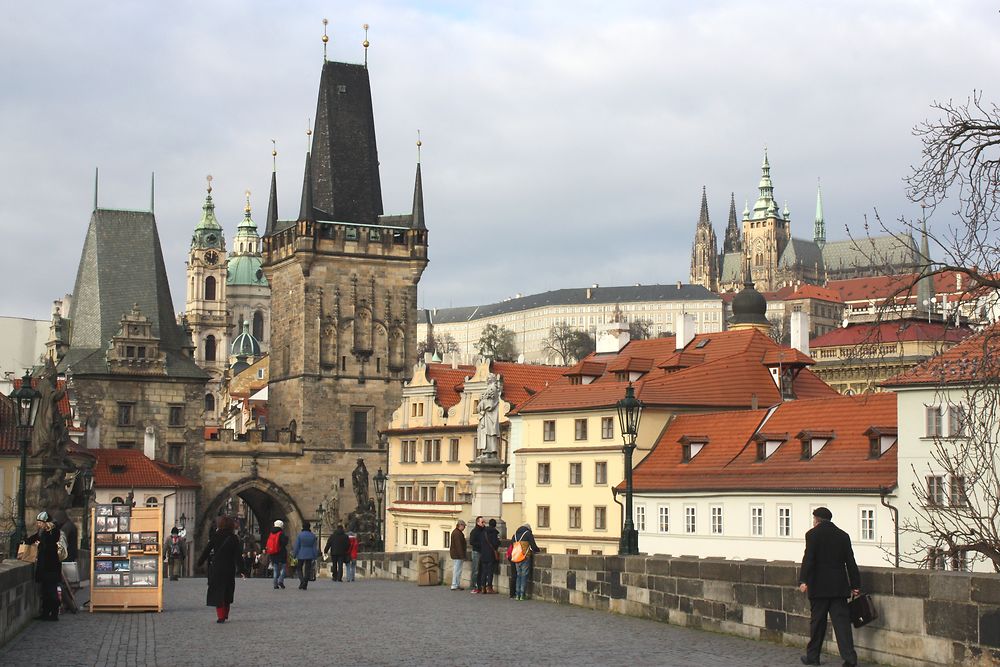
[226,190,271,355]
[742,150,791,291]
[689,187,718,291]
[184,177,231,426]
[722,193,741,254]
[262,57,428,453]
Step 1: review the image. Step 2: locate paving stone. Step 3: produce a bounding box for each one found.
[0,577,809,667]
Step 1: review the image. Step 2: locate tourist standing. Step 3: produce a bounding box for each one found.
[449,520,467,590]
[345,532,359,582]
[468,516,484,593]
[25,512,62,621]
[266,519,289,589]
[293,521,319,590]
[477,518,501,594]
[197,515,244,623]
[798,507,861,667]
[164,527,187,581]
[511,523,540,601]
[324,524,350,581]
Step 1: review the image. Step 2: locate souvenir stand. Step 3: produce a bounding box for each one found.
[89,504,164,612]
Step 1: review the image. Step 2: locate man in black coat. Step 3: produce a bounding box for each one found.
[324,525,351,582]
[798,507,861,667]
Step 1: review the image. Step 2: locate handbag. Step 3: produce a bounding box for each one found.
[848,592,878,628]
[17,543,38,563]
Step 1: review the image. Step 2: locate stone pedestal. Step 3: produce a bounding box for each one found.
[24,461,72,522]
[467,458,508,527]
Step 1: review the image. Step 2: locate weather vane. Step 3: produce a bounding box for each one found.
[363,23,370,67]
[245,189,251,214]
[271,139,277,170]
[322,18,329,61]
[206,174,213,195]
[416,129,422,163]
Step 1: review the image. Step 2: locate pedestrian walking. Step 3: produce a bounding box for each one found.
[24,512,62,621]
[164,527,187,581]
[324,524,350,581]
[477,518,501,594]
[798,507,861,667]
[197,515,244,623]
[468,516,484,593]
[345,532,359,582]
[293,521,320,590]
[510,523,540,601]
[449,520,467,590]
[266,519,289,589]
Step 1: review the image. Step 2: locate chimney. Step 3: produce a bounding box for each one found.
[586,288,592,299]
[596,320,630,354]
[751,393,758,410]
[676,313,696,350]
[790,311,810,356]
[451,354,458,370]
[143,426,156,460]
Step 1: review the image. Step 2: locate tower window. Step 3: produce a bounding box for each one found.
[205,393,216,413]
[205,335,217,362]
[253,311,265,341]
[205,276,217,301]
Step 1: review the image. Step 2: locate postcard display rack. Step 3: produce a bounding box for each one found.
[89,504,164,612]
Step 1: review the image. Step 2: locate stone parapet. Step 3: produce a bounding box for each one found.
[0,561,39,647]
[357,551,1000,667]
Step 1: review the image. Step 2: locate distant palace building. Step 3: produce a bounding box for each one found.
[690,152,922,293]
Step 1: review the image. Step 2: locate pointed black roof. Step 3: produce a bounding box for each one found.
[723,192,742,254]
[698,186,710,227]
[411,163,425,230]
[264,169,278,236]
[59,209,207,379]
[298,151,315,223]
[308,60,383,224]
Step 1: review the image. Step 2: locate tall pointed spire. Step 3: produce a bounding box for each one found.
[698,186,710,226]
[192,175,224,249]
[689,186,718,291]
[411,162,426,231]
[723,192,741,254]
[265,142,278,236]
[751,148,782,220]
[814,179,826,247]
[299,149,315,222]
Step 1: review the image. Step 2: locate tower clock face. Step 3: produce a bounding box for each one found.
[205,250,219,265]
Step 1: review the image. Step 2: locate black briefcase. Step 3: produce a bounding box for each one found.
[848,593,878,628]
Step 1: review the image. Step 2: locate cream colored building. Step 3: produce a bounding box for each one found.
[384,359,564,552]
[419,284,724,364]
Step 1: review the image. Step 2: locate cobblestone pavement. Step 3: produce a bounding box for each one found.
[0,577,811,667]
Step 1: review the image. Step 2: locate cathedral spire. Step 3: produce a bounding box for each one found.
[698,185,710,227]
[751,148,782,220]
[689,187,718,291]
[814,179,826,247]
[298,149,315,222]
[411,162,426,231]
[265,156,278,237]
[723,192,741,254]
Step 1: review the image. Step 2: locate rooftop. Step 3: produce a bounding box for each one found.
[92,448,200,490]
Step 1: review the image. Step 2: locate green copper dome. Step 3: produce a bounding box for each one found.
[226,255,267,287]
[192,184,225,250]
[231,321,261,359]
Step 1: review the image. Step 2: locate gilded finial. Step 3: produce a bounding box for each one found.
[306,118,313,139]
[206,174,213,195]
[322,18,329,61]
[271,139,277,170]
[416,129,422,163]
[363,23,370,68]
[245,189,252,214]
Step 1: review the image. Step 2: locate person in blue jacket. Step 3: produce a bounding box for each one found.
[293,521,320,590]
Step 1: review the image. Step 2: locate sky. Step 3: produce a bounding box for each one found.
[1,1,996,320]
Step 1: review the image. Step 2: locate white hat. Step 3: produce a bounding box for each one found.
[273,519,284,528]
[36,511,49,522]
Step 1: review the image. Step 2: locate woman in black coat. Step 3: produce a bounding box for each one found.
[25,511,62,621]
[197,515,243,623]
[477,518,501,594]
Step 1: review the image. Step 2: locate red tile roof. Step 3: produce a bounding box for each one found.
[810,320,973,348]
[782,284,844,303]
[515,329,837,413]
[883,323,1000,387]
[13,377,72,420]
[92,449,200,489]
[491,362,566,408]
[630,393,897,493]
[424,364,477,410]
[828,271,973,305]
[0,393,17,455]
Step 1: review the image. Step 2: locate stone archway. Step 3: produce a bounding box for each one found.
[199,476,304,556]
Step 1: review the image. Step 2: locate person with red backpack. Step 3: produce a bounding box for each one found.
[266,519,289,589]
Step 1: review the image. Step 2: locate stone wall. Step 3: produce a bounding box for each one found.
[0,561,38,646]
[357,551,1000,667]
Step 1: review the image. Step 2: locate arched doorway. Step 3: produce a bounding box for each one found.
[199,477,303,557]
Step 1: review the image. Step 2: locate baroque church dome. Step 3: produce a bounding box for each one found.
[730,278,769,328]
[231,321,261,359]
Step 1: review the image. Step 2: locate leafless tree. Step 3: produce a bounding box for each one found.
[628,318,652,341]
[542,323,594,365]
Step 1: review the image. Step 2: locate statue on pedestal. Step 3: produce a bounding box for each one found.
[475,374,502,461]
[351,458,369,511]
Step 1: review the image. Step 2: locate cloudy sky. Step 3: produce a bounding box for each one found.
[1,1,995,320]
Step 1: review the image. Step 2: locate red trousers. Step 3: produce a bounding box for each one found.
[215,605,230,621]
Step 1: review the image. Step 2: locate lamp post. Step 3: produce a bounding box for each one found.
[373,468,387,551]
[315,502,325,552]
[616,383,643,556]
[79,468,95,552]
[9,371,41,557]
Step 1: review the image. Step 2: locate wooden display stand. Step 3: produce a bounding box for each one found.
[89,505,164,612]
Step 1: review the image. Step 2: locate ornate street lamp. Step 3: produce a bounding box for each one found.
[79,468,96,552]
[9,371,41,557]
[616,383,643,556]
[373,468,387,551]
[315,501,325,553]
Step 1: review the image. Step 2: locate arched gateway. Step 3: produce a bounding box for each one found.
[199,477,304,553]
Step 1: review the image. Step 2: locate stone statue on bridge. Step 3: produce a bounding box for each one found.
[352,458,369,511]
[475,374,502,461]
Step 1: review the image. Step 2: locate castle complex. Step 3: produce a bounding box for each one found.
[690,152,922,292]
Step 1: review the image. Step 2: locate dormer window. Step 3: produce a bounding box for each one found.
[679,435,708,463]
[865,426,897,459]
[753,433,788,461]
[797,431,834,460]
[109,464,127,474]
